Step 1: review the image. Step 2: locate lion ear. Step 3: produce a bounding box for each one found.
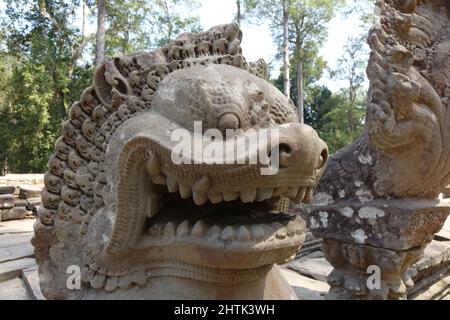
[93,58,130,108]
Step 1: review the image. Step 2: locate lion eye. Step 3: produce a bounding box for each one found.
[218,113,240,134]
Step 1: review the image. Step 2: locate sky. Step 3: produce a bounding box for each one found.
[193,0,372,91]
[0,0,373,92]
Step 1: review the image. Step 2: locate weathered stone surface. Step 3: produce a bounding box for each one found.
[436,217,450,241]
[19,185,43,199]
[33,24,328,300]
[0,174,44,186]
[14,198,28,208]
[26,197,41,211]
[322,238,425,300]
[0,232,34,248]
[406,240,450,299]
[0,185,16,195]
[0,258,36,281]
[412,241,450,273]
[0,219,36,234]
[0,194,15,209]
[0,278,32,300]
[412,273,450,300]
[288,251,332,282]
[22,266,46,300]
[279,267,329,300]
[0,242,34,263]
[0,232,34,263]
[442,186,450,199]
[306,199,450,251]
[0,207,28,221]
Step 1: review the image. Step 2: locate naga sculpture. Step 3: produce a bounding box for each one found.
[33,24,328,299]
[305,0,450,299]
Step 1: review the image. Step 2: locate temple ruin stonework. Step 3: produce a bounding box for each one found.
[305,0,450,299]
[32,0,450,300]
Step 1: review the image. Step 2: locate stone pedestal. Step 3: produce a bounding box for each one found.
[304,199,450,299]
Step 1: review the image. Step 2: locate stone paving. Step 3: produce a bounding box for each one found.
[0,218,44,300]
[0,216,449,300]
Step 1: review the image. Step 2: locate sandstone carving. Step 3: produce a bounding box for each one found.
[33,24,328,299]
[306,0,450,299]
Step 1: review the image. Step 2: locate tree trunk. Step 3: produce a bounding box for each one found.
[95,0,106,67]
[282,0,290,99]
[236,0,241,25]
[296,51,304,123]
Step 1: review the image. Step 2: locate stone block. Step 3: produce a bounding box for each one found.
[0,207,28,221]
[0,258,36,281]
[0,185,16,195]
[22,267,46,300]
[0,242,34,263]
[19,185,43,199]
[279,267,329,300]
[306,199,450,251]
[288,251,332,282]
[26,197,42,211]
[14,198,28,207]
[0,219,36,234]
[0,278,32,300]
[0,194,15,209]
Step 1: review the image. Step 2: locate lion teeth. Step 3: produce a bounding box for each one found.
[221,226,234,240]
[152,174,166,185]
[179,184,191,199]
[148,223,162,237]
[287,187,299,198]
[208,225,222,239]
[303,187,315,203]
[105,276,119,292]
[208,192,223,204]
[272,222,287,239]
[90,273,106,289]
[294,187,307,204]
[146,155,160,175]
[257,188,273,201]
[251,224,265,240]
[166,176,178,193]
[237,225,251,241]
[177,220,190,236]
[286,220,297,237]
[240,190,256,203]
[191,220,207,237]
[193,191,208,206]
[163,222,175,236]
[192,175,210,193]
[273,187,288,197]
[223,192,239,201]
[148,193,162,218]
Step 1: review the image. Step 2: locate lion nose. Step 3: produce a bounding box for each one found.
[271,124,328,172]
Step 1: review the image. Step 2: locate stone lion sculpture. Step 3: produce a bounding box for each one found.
[33,23,328,299]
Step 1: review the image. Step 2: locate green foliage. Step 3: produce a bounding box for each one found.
[272,44,327,103]
[0,0,94,172]
[0,0,202,173]
[319,92,366,153]
[0,0,374,172]
[104,0,202,56]
[305,34,369,154]
[149,0,202,47]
